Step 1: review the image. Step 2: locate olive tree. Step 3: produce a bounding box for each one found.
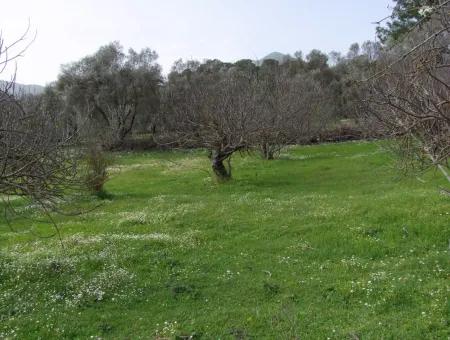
[57,42,162,148]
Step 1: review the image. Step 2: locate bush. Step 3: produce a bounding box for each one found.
[84,144,111,195]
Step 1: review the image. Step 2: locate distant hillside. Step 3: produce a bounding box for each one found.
[0,80,44,95]
[255,52,293,66]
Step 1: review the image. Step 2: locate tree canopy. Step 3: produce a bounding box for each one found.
[57,42,162,147]
[376,0,439,43]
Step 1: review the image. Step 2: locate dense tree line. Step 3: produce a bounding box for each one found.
[27,41,381,179]
[2,0,448,196]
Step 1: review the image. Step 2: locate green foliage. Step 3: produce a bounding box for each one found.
[376,0,438,43]
[306,49,329,70]
[0,142,448,338]
[57,42,162,147]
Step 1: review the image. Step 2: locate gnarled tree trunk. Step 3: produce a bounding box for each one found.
[211,150,232,180]
[210,144,245,180]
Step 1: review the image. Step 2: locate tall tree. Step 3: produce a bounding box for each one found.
[57,42,162,148]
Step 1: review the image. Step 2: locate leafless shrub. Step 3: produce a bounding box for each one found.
[83,144,111,196]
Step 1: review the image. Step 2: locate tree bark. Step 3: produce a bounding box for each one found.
[261,143,275,160]
[211,152,231,180]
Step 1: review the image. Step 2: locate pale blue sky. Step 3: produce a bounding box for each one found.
[1,0,393,85]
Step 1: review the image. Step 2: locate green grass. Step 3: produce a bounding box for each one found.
[1,141,449,339]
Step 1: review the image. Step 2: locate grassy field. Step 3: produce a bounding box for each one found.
[0,141,449,339]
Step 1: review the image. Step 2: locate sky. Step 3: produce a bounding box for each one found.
[0,0,394,85]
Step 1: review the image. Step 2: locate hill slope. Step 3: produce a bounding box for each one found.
[255,51,293,65]
[0,80,44,95]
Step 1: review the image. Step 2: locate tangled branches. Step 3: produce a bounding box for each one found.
[361,2,450,183]
[0,28,83,232]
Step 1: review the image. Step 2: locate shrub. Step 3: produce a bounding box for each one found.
[84,144,111,195]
